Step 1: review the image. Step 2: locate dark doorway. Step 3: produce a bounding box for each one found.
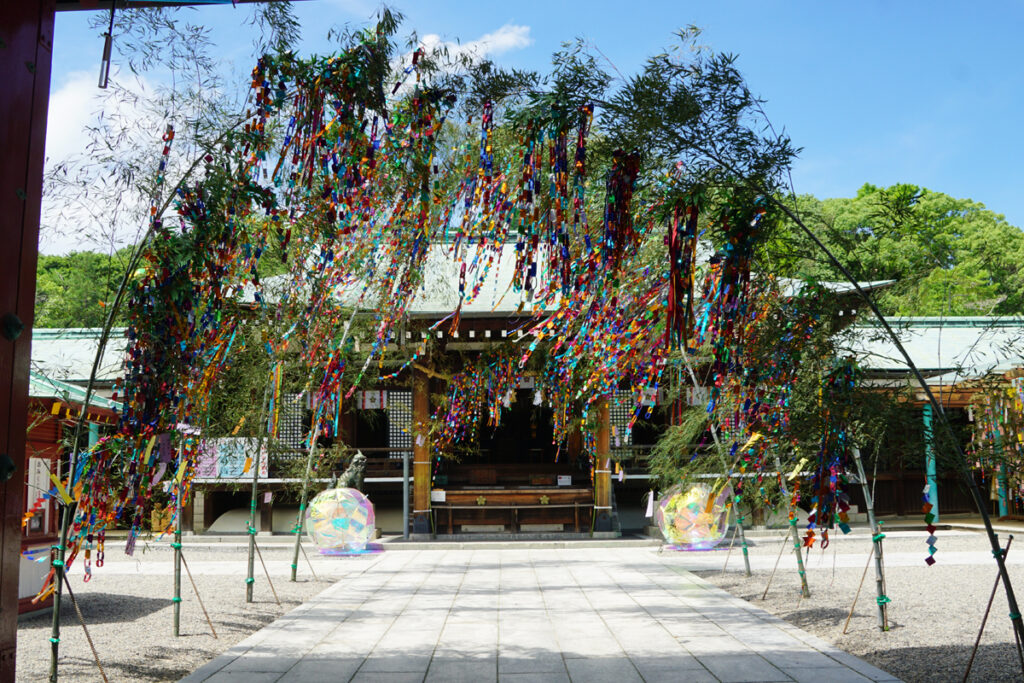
[478,389,556,464]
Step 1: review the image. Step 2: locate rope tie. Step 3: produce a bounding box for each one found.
[50,638,60,644]
[1011,612,1022,620]
[170,542,182,549]
[872,533,885,543]
[876,595,891,606]
[171,597,182,603]
[245,578,255,585]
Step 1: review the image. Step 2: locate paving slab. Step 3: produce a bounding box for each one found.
[179,546,902,683]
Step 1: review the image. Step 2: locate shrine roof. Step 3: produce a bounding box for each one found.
[845,317,1024,382]
[31,327,127,383]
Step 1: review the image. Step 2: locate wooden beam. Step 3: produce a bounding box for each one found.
[412,362,451,382]
[0,2,54,678]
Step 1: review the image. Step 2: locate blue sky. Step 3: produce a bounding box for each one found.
[46,0,1024,248]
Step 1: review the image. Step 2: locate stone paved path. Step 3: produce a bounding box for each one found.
[180,547,900,683]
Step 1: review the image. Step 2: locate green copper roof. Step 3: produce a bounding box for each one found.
[29,371,122,412]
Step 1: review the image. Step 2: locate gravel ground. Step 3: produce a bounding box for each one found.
[694,529,1024,683]
[19,530,1024,682]
[16,540,374,682]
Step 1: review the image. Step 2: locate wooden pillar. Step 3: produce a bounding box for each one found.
[180,498,194,533]
[260,491,274,532]
[412,365,432,535]
[593,397,613,532]
[1,2,54,678]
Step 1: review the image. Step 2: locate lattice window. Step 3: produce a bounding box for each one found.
[278,393,305,449]
[387,390,413,460]
[610,390,634,448]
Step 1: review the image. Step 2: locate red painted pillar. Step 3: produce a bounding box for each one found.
[0,1,54,678]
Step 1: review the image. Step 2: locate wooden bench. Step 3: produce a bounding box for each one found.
[432,487,594,534]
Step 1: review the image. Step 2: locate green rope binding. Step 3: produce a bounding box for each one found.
[170,542,182,549]
[245,578,255,584]
[872,533,885,543]
[876,595,891,605]
[50,638,60,644]
[171,597,182,603]
[51,560,64,568]
[1011,612,1022,620]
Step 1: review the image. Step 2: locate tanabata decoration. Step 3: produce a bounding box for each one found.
[46,13,843,589]
[923,484,938,565]
[686,262,820,511]
[803,360,859,548]
[970,375,1024,512]
[305,488,376,553]
[656,483,733,550]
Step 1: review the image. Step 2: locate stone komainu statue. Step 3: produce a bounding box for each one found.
[333,450,367,492]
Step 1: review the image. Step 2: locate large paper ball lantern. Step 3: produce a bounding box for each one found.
[655,483,732,550]
[305,488,376,552]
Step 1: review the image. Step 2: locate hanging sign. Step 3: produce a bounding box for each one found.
[195,438,269,479]
[357,390,388,410]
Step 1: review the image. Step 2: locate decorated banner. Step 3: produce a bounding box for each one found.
[195,438,269,480]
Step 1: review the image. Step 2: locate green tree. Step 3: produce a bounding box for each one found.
[768,184,1024,315]
[34,249,132,327]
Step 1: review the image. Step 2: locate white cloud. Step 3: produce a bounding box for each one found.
[387,24,533,100]
[41,70,165,255]
[45,71,100,169]
[417,23,533,63]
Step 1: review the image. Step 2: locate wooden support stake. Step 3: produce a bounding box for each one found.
[721,525,739,575]
[830,540,838,589]
[299,542,319,581]
[255,539,281,606]
[61,573,108,683]
[964,536,1013,682]
[762,531,790,600]
[180,551,217,639]
[843,545,875,635]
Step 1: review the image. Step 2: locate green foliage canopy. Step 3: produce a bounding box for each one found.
[768,183,1024,315]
